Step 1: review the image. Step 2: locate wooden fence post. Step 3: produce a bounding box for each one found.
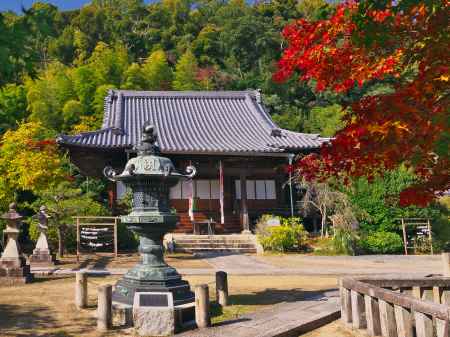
[414,312,433,337]
[97,284,112,331]
[75,271,88,309]
[365,295,381,336]
[394,305,413,337]
[351,290,367,329]
[340,283,352,325]
[379,299,397,337]
[216,271,228,307]
[195,284,211,328]
[442,253,450,277]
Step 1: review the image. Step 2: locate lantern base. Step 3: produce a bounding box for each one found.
[0,256,34,285]
[112,271,194,307]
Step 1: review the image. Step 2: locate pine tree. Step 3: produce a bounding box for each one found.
[142,50,173,90]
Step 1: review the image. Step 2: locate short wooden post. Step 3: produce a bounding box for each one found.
[436,318,449,337]
[216,271,228,306]
[195,284,211,328]
[402,218,408,255]
[114,218,118,258]
[365,295,381,336]
[351,290,367,329]
[394,305,413,337]
[97,284,112,331]
[414,312,433,337]
[442,253,450,277]
[412,286,423,299]
[75,271,88,309]
[340,285,352,325]
[433,286,443,304]
[76,217,80,263]
[379,299,397,337]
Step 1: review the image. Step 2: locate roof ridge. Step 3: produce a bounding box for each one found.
[111,89,258,98]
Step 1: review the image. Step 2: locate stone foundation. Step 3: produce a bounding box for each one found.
[0,256,34,285]
[29,249,57,266]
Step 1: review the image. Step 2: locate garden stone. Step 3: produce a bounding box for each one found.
[0,203,33,285]
[29,205,57,266]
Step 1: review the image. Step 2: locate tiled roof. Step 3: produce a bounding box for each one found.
[57,90,328,155]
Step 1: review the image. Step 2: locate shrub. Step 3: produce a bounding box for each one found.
[258,217,308,252]
[360,231,404,254]
[332,228,358,255]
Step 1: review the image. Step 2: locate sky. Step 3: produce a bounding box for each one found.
[0,0,154,13]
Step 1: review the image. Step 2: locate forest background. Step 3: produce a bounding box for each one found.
[0,0,447,255]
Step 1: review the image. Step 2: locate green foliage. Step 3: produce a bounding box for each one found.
[360,231,404,254]
[304,104,344,137]
[123,63,146,90]
[0,84,27,133]
[0,121,66,208]
[345,168,440,233]
[173,50,202,90]
[142,50,173,90]
[332,228,358,255]
[257,217,308,252]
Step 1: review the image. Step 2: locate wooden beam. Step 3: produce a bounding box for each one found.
[219,160,224,225]
[240,170,249,233]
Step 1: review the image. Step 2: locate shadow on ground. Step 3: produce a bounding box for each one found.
[0,303,97,337]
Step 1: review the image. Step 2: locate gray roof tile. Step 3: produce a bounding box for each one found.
[57,90,328,155]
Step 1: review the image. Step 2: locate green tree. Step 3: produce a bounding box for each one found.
[62,100,84,131]
[33,181,108,256]
[87,42,129,87]
[0,121,66,208]
[142,50,173,90]
[172,50,202,90]
[25,62,75,131]
[305,104,344,137]
[0,84,28,134]
[122,63,146,90]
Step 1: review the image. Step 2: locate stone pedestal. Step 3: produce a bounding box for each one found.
[0,203,33,285]
[134,307,175,337]
[29,232,57,266]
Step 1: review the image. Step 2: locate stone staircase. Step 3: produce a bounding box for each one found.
[169,234,257,254]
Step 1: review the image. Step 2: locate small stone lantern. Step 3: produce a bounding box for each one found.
[29,205,57,266]
[0,203,33,285]
[104,123,196,307]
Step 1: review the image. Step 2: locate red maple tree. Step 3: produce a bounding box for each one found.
[274,0,449,206]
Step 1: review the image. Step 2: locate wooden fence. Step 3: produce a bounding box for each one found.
[340,276,450,337]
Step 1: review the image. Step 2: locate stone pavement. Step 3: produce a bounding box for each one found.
[31,254,442,277]
[176,290,340,337]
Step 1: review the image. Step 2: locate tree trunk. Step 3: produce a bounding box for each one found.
[57,225,65,257]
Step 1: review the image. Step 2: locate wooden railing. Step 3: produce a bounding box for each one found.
[340,276,450,337]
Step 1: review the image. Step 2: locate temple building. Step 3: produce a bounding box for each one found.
[57,90,327,234]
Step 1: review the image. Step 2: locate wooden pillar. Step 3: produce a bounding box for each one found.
[189,160,196,221]
[75,272,88,309]
[195,284,211,328]
[113,218,118,258]
[219,160,225,225]
[402,218,408,255]
[76,217,80,263]
[240,170,249,233]
[97,284,112,331]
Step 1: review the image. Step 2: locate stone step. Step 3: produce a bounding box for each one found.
[175,247,256,254]
[175,243,256,249]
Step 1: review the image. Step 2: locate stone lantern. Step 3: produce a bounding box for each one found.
[104,123,196,307]
[0,203,33,285]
